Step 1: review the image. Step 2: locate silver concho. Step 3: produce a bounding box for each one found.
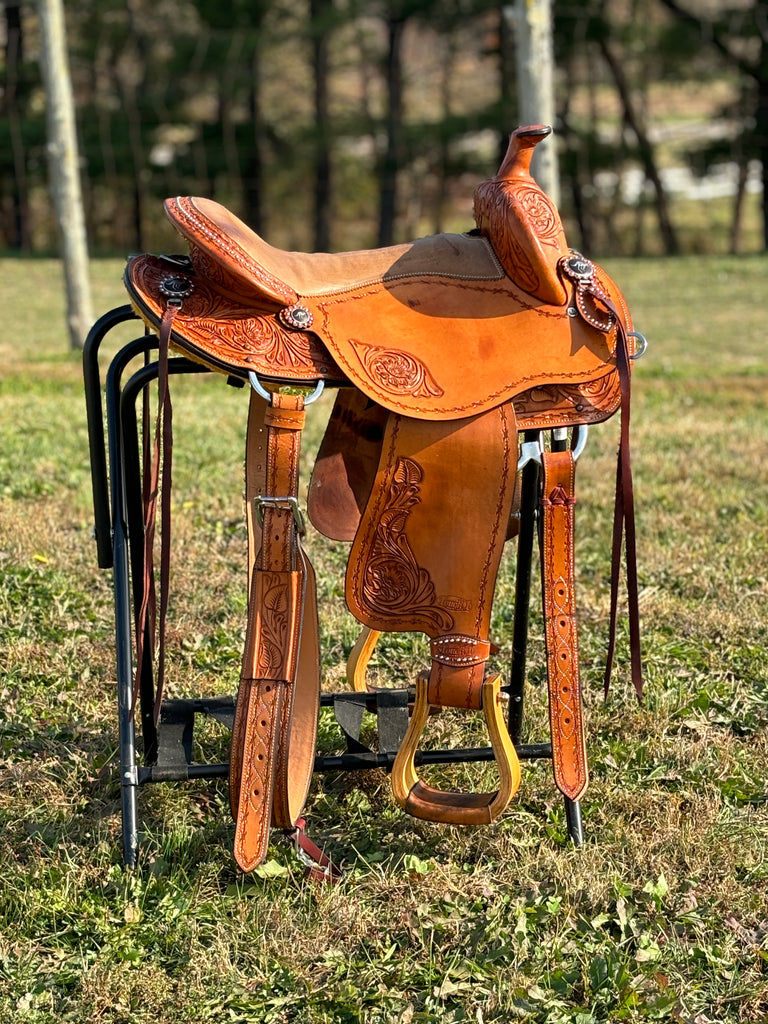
[159,275,195,301]
[279,304,314,331]
[559,251,614,334]
[560,252,594,282]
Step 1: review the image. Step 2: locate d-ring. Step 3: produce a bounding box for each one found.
[571,424,589,461]
[517,425,588,472]
[628,331,648,360]
[248,371,325,405]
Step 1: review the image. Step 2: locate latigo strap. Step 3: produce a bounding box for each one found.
[229,392,321,871]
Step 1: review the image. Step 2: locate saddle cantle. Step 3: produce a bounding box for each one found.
[124,125,643,868]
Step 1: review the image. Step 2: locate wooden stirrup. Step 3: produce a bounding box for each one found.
[390,673,521,825]
[346,626,382,692]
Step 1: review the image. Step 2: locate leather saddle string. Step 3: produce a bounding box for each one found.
[602,304,643,700]
[133,304,176,723]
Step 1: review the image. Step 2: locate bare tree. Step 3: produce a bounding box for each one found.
[511,0,560,203]
[37,0,93,350]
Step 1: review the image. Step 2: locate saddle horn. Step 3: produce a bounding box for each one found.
[473,124,569,306]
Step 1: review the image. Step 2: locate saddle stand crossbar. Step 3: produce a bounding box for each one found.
[83,125,644,871]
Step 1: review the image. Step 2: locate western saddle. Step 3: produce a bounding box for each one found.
[122,125,644,871]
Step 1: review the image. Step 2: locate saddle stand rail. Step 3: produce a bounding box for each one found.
[83,125,644,871]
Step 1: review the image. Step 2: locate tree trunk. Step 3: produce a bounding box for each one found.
[598,35,679,255]
[434,30,456,234]
[377,13,405,247]
[37,0,93,350]
[244,40,267,234]
[512,0,559,203]
[498,5,517,165]
[4,2,32,251]
[730,157,749,255]
[755,30,768,251]
[310,0,333,251]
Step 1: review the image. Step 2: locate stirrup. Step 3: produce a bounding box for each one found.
[390,673,521,825]
[346,625,381,692]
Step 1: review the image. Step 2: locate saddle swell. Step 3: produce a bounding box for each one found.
[123,124,642,867]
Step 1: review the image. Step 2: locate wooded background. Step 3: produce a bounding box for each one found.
[3,0,767,257]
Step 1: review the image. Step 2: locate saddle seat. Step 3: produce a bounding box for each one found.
[166,195,506,304]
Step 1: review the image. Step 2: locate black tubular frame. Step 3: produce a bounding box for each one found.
[83,310,583,868]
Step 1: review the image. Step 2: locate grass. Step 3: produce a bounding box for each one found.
[1,253,767,1023]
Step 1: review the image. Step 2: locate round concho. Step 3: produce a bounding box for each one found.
[159,274,195,301]
[279,304,314,331]
[560,252,594,282]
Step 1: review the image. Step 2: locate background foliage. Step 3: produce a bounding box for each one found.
[2,0,767,256]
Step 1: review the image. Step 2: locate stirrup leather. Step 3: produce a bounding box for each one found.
[390,673,521,825]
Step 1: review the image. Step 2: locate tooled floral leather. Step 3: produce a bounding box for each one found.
[348,405,516,710]
[541,450,588,802]
[355,456,454,635]
[513,373,621,430]
[126,254,341,381]
[229,393,319,870]
[473,126,569,307]
[358,343,444,399]
[233,680,283,870]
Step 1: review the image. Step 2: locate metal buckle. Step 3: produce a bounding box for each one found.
[517,425,588,471]
[248,371,325,406]
[254,495,306,535]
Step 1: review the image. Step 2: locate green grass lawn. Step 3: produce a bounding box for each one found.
[0,254,767,1023]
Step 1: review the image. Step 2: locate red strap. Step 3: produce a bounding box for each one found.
[284,818,343,883]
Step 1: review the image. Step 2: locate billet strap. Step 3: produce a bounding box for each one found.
[229,391,321,872]
[540,450,588,802]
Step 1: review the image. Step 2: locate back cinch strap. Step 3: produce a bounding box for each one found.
[540,449,588,802]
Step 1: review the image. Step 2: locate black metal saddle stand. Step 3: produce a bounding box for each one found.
[84,306,585,869]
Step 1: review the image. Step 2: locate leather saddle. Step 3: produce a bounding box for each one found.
[124,125,643,870]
